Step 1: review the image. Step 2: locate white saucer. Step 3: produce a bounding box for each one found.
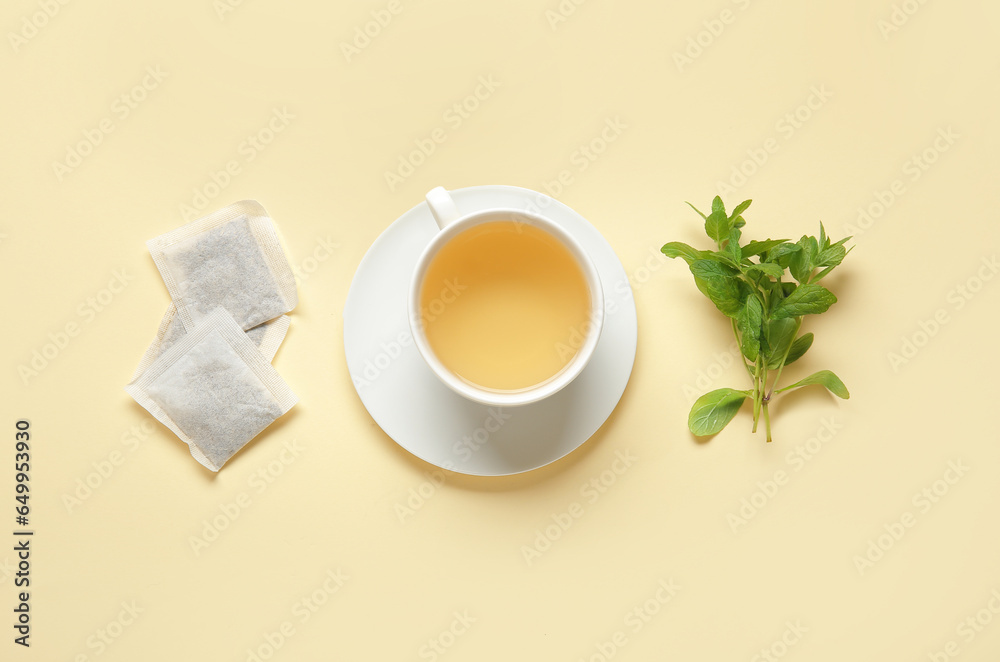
[343,185,638,476]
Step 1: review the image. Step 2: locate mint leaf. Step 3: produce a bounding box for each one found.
[711,251,741,269]
[705,209,730,244]
[731,199,752,218]
[772,283,837,319]
[764,318,797,369]
[816,243,847,269]
[783,332,814,366]
[688,388,750,436]
[661,241,711,265]
[690,259,743,317]
[737,295,763,361]
[685,202,707,220]
[730,199,751,229]
[777,370,850,399]
[811,242,852,282]
[726,227,742,262]
[804,235,819,259]
[747,262,785,279]
[789,237,815,283]
[742,239,788,257]
[766,242,802,266]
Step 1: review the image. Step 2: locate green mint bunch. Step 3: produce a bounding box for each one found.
[661,197,851,442]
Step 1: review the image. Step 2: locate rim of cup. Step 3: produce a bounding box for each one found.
[408,208,604,407]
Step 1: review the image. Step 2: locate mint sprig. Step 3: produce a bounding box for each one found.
[662,197,852,442]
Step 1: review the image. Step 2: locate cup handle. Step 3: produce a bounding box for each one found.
[425,187,461,230]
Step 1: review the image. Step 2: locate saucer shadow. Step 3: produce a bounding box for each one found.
[381,360,637,493]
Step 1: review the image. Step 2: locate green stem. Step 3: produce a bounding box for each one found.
[751,359,763,432]
[762,401,772,442]
[758,363,769,432]
[731,319,755,380]
[766,317,803,400]
[737,273,769,310]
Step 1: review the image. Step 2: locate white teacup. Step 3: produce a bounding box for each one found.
[408,187,604,407]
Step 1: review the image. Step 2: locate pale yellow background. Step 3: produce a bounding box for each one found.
[2,0,999,660]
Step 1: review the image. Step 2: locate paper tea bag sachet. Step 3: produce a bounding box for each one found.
[125,307,297,472]
[131,303,289,381]
[146,200,298,331]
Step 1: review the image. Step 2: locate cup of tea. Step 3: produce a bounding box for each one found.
[408,187,604,407]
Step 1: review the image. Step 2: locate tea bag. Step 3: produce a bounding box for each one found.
[125,307,298,472]
[130,303,289,381]
[147,200,298,331]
